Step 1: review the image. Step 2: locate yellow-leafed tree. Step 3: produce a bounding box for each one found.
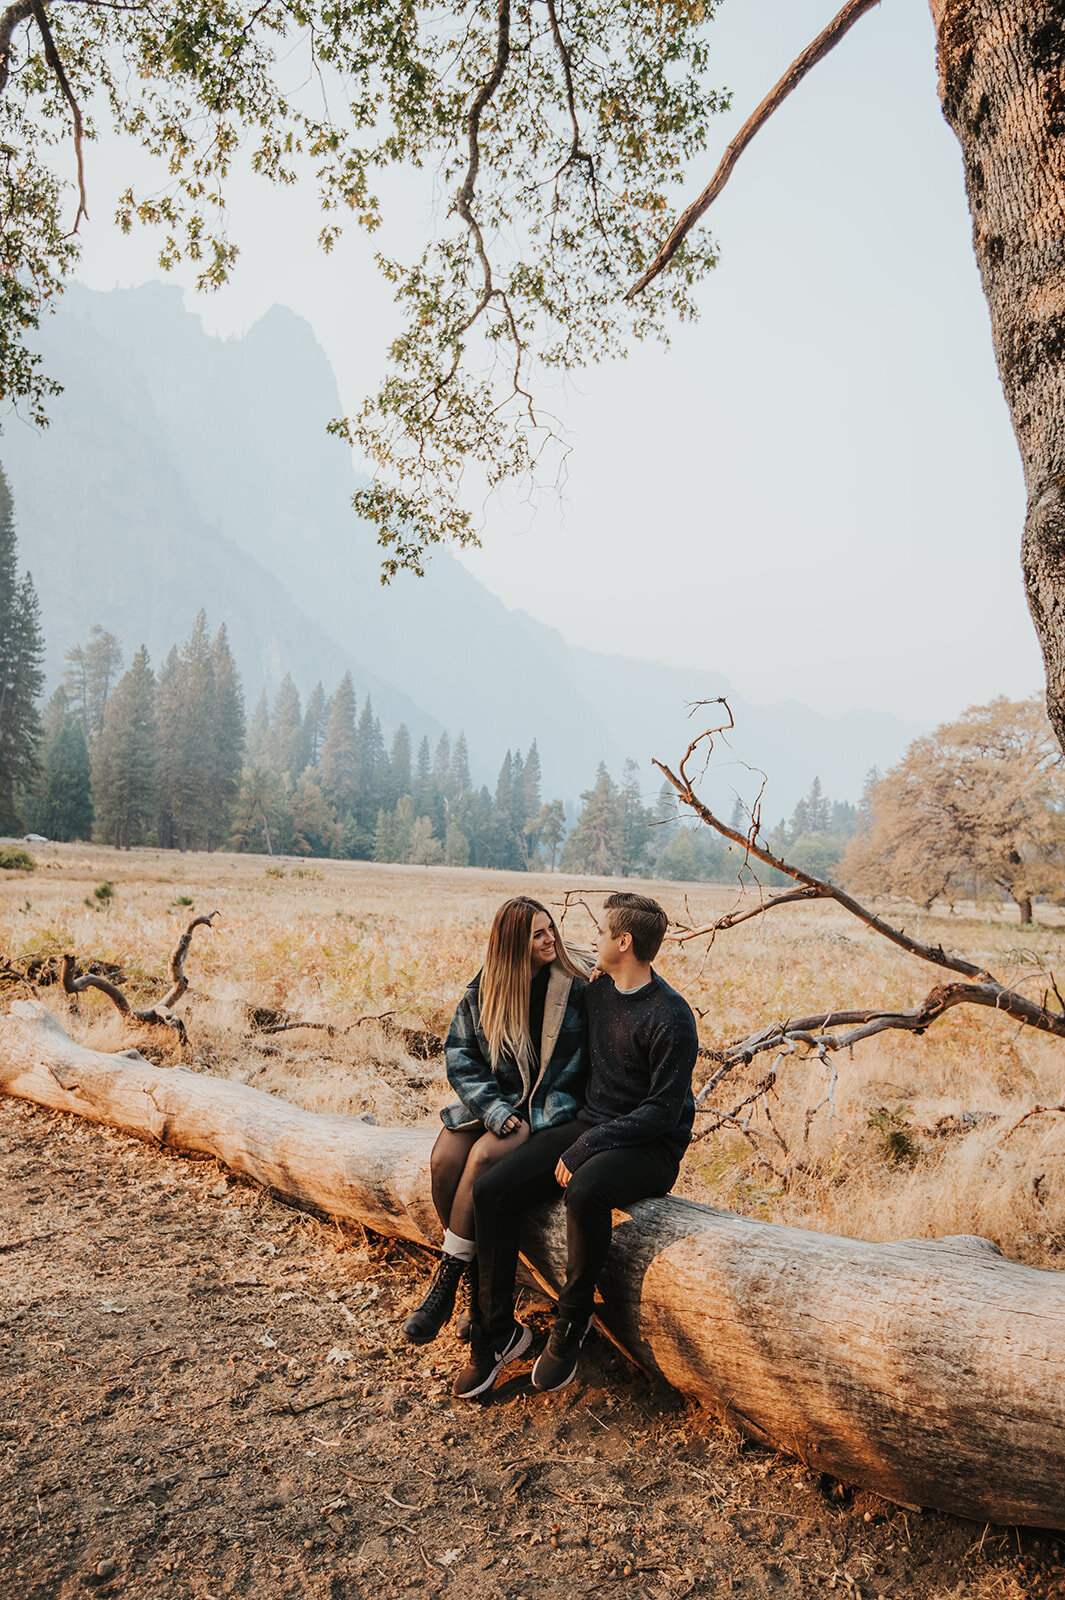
[841,697,1065,927]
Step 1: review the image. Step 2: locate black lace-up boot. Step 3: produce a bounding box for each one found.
[402,1253,466,1344]
[454,1258,477,1342]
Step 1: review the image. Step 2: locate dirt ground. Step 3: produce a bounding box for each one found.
[3,1099,1064,1600]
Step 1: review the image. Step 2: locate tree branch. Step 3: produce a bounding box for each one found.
[61,954,132,1015]
[654,709,1065,1111]
[30,0,88,232]
[655,721,996,986]
[711,980,1065,1082]
[0,0,34,94]
[60,911,219,1047]
[671,884,824,945]
[453,0,511,301]
[158,910,219,1009]
[625,0,880,302]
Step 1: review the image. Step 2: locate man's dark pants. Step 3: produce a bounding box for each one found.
[472,1120,679,1344]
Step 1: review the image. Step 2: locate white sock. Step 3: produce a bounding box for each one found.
[442,1230,476,1263]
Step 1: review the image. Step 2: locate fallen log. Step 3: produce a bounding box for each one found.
[3,999,1065,1530]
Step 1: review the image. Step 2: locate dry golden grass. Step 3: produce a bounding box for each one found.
[2,842,1064,1267]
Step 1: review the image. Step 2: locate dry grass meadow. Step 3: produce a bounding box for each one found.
[3,841,1064,1268]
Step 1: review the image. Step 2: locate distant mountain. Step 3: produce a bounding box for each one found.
[2,282,925,810]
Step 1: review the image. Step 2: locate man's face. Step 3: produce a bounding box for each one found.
[593,916,627,974]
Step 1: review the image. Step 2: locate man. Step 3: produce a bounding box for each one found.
[453,891,699,1398]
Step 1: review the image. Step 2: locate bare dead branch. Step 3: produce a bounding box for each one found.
[159,911,220,1009]
[256,1019,337,1037]
[656,729,997,986]
[30,1,89,232]
[60,911,219,1048]
[61,953,132,1014]
[626,0,881,302]
[671,885,823,945]
[658,710,1065,1148]
[1005,1103,1065,1138]
[701,981,1065,1095]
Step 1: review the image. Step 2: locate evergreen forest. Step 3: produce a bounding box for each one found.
[1,470,858,880]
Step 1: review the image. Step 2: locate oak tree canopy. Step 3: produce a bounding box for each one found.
[5,2,1065,750]
[842,697,1065,927]
[0,0,728,566]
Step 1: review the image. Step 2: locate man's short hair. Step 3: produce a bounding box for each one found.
[603,892,668,964]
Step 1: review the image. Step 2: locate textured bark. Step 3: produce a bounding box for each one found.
[930,2,1065,746]
[4,1000,1065,1528]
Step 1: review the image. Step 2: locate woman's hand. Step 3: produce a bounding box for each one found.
[501,1115,525,1136]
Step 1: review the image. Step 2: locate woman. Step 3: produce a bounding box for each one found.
[402,895,589,1344]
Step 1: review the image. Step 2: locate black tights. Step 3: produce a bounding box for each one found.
[472,1121,678,1341]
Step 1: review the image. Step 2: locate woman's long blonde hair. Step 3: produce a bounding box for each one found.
[479,896,587,1075]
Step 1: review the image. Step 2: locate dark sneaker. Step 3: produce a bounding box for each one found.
[402,1253,466,1345]
[452,1321,532,1398]
[531,1314,594,1392]
[454,1258,477,1343]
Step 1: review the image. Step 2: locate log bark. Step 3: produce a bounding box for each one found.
[3,999,1065,1529]
[929,3,1065,749]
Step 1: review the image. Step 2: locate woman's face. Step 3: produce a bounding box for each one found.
[529,911,557,973]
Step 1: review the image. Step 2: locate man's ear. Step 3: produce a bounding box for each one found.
[617,930,633,955]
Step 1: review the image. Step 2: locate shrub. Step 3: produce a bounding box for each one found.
[867,1105,922,1167]
[0,846,36,872]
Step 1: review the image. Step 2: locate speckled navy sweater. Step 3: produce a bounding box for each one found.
[564,971,698,1173]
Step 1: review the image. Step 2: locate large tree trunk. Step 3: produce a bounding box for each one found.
[3,1000,1065,1529]
[930,3,1065,746]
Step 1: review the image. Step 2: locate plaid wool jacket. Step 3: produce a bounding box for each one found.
[440,964,587,1136]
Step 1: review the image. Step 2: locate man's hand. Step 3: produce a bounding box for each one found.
[555,1158,572,1187]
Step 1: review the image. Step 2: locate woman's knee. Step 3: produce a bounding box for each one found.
[431,1128,471,1186]
[468,1124,529,1180]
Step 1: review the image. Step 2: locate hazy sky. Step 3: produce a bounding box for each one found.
[68,0,1042,723]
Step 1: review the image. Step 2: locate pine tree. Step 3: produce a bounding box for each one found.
[464,786,495,867]
[806,776,830,833]
[432,732,451,797]
[413,735,432,813]
[491,750,518,868]
[373,806,396,863]
[387,724,412,808]
[207,624,245,850]
[390,795,414,862]
[92,646,157,849]
[271,674,304,779]
[0,467,44,832]
[245,691,271,769]
[154,647,180,849]
[450,732,472,800]
[858,767,881,835]
[617,758,653,876]
[290,769,335,857]
[30,688,93,841]
[320,672,358,826]
[562,764,623,876]
[354,695,385,841]
[64,625,123,749]
[303,682,327,767]
[155,615,214,852]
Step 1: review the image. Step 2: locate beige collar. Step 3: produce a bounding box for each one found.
[540,963,572,1067]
